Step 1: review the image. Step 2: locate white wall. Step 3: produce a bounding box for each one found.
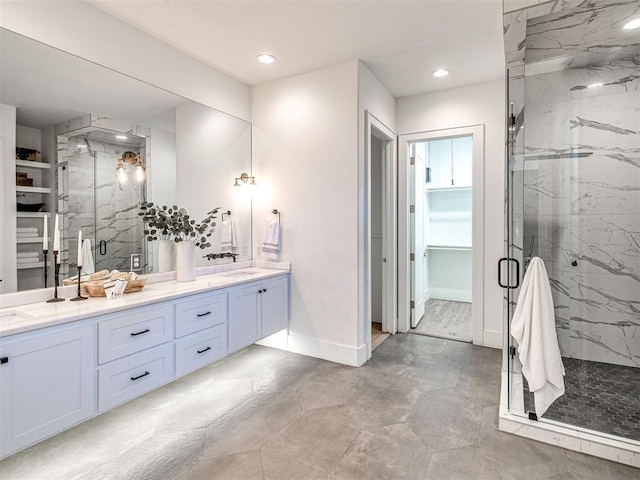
[0,1,250,121]
[397,79,506,348]
[252,61,361,365]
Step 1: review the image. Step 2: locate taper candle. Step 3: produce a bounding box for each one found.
[43,214,48,250]
[53,214,60,252]
[77,230,83,268]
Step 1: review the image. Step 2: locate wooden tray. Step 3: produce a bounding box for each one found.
[82,277,148,297]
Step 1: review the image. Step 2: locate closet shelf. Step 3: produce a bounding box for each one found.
[427,186,472,192]
[15,160,51,170]
[426,245,472,251]
[429,212,472,220]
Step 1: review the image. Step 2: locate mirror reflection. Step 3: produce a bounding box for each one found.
[0,28,252,293]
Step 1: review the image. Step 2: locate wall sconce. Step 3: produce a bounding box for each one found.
[234,172,256,187]
[116,151,146,184]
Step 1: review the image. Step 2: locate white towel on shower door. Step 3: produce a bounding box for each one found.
[220,220,237,253]
[261,219,281,259]
[511,257,565,418]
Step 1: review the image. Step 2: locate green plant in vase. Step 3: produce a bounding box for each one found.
[139,201,220,249]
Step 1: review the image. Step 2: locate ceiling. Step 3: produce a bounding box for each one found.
[89,0,506,98]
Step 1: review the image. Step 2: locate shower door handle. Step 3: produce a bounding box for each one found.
[498,257,520,289]
[99,240,107,255]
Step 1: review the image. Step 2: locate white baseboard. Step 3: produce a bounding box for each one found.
[285,333,367,367]
[483,329,503,349]
[430,288,472,303]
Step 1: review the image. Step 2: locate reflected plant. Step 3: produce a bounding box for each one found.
[138,201,219,249]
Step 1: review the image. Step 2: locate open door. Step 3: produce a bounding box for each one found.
[410,143,427,328]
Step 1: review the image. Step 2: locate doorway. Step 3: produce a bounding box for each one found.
[365,112,397,357]
[398,126,484,344]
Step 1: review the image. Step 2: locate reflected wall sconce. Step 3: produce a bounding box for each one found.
[234,172,256,186]
[116,151,146,184]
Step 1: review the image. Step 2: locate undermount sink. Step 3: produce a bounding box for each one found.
[0,310,34,322]
[218,270,257,278]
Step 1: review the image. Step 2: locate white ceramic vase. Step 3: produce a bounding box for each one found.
[176,241,196,282]
[158,239,176,273]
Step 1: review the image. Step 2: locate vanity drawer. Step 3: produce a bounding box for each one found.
[98,305,173,364]
[98,342,173,412]
[174,292,226,338]
[174,324,227,377]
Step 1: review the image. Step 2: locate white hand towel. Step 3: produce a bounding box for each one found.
[17,251,39,259]
[511,257,565,417]
[220,220,237,253]
[261,219,281,259]
[81,238,95,275]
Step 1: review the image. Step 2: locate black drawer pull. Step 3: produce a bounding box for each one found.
[258,289,263,293]
[0,357,8,365]
[197,311,212,317]
[197,346,211,354]
[263,288,267,293]
[130,328,150,336]
[130,371,150,381]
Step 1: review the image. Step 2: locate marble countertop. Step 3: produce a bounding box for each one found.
[0,266,289,338]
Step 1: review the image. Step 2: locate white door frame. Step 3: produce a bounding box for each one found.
[364,111,397,359]
[398,125,485,345]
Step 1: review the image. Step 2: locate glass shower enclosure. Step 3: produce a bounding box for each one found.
[504,1,640,444]
[57,123,148,278]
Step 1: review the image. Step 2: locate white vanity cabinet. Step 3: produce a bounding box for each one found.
[0,324,94,458]
[97,304,174,411]
[174,292,227,377]
[228,276,289,353]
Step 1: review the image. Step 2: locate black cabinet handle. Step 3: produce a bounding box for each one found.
[197,311,211,317]
[197,346,211,354]
[99,240,107,255]
[0,357,8,365]
[258,289,263,293]
[263,288,267,293]
[130,371,150,381]
[130,328,150,336]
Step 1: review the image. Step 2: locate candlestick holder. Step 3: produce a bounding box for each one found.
[47,250,65,303]
[43,249,48,288]
[70,266,87,301]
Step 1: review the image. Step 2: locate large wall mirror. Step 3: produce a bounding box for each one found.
[0,28,252,293]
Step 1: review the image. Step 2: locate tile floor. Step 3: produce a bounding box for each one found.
[411,299,472,342]
[1,335,637,479]
[523,357,640,441]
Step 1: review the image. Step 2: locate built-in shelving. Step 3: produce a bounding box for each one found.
[16,212,51,218]
[427,245,472,251]
[16,186,51,194]
[427,186,472,192]
[16,262,44,270]
[15,160,51,170]
[17,237,45,244]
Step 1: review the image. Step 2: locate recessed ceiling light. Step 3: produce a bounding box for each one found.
[587,82,604,89]
[256,53,276,64]
[623,18,640,30]
[116,135,128,140]
[433,69,450,78]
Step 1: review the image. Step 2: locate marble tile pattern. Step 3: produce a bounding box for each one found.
[522,61,640,367]
[2,335,637,479]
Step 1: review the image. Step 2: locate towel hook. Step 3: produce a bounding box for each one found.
[221,210,231,221]
[272,209,281,223]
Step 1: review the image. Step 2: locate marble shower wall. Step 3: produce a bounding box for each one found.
[61,135,146,275]
[523,61,640,367]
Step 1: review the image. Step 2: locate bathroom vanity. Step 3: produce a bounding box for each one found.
[0,265,289,459]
